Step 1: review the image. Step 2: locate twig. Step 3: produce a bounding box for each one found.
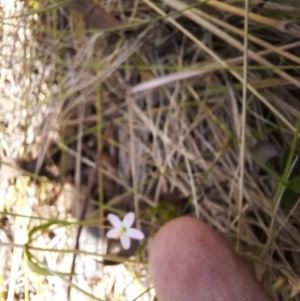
[67,162,97,300]
[67,104,120,299]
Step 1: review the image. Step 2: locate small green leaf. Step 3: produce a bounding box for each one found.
[288,175,300,194]
[280,189,300,211]
[26,246,76,277]
[27,258,52,275]
[144,202,180,225]
[279,149,300,210]
[280,149,300,178]
[26,221,76,277]
[25,249,51,276]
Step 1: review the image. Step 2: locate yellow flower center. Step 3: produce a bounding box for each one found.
[116,226,127,239]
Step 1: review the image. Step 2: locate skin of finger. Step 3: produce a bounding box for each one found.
[149,217,273,301]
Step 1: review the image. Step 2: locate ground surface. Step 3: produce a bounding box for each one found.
[0,0,300,300]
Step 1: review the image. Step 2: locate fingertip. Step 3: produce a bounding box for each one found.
[149,217,272,301]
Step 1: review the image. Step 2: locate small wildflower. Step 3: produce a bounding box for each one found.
[106,212,144,250]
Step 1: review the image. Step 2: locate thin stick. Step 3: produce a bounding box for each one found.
[237,0,249,253]
[67,164,97,300]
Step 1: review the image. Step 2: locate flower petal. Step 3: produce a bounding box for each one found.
[127,228,145,240]
[122,212,135,227]
[120,234,131,250]
[107,214,122,228]
[106,228,119,239]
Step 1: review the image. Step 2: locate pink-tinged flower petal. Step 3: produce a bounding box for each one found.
[122,212,135,227]
[107,214,122,228]
[127,228,145,240]
[106,228,119,239]
[120,234,131,250]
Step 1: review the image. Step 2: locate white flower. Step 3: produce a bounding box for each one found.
[106,212,145,250]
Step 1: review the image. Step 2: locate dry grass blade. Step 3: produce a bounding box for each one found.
[197,0,300,38]
[131,41,300,94]
[160,0,300,88]
[236,0,249,252]
[191,8,300,65]
[144,0,297,134]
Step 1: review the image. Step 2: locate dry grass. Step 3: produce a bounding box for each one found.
[0,0,300,300]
